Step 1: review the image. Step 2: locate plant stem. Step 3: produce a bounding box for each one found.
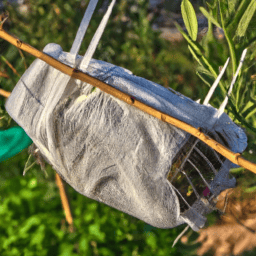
[219,0,237,74]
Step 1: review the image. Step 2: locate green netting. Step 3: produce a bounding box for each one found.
[0,127,32,162]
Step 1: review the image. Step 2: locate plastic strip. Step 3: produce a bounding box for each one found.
[70,0,99,57]
[203,57,230,105]
[218,49,248,117]
[79,0,116,70]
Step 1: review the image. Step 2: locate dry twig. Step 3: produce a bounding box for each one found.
[0,55,20,77]
[195,188,256,256]
[0,71,9,78]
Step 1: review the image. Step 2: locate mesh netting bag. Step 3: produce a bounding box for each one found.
[4,0,248,232]
[5,42,247,231]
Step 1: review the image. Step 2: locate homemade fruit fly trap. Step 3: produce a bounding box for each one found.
[0,0,256,242]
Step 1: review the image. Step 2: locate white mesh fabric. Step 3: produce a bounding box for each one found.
[5,43,247,231]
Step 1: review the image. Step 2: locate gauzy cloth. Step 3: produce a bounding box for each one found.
[5,43,247,231]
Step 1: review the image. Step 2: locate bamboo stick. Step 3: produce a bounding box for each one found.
[0,24,255,174]
[55,173,74,231]
[0,88,11,98]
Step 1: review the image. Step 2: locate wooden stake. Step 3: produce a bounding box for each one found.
[55,173,74,231]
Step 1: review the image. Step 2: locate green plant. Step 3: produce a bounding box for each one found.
[178,1,256,254]
[179,0,256,136]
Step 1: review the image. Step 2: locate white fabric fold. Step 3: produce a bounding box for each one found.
[5,44,247,231]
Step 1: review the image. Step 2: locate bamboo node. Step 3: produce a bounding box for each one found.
[234,153,241,162]
[196,127,202,136]
[205,135,210,140]
[16,39,22,48]
[161,114,166,122]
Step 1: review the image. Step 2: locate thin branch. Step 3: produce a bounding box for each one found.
[0,71,9,78]
[0,26,256,174]
[18,49,27,70]
[0,88,11,97]
[1,55,20,77]
[172,225,190,247]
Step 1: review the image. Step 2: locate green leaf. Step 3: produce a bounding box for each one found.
[146,232,157,250]
[59,243,74,256]
[196,71,212,88]
[244,186,256,193]
[30,225,45,247]
[89,223,106,242]
[219,0,237,74]
[227,0,240,18]
[176,20,225,93]
[227,0,251,36]
[230,167,244,173]
[199,7,221,28]
[174,22,202,55]
[19,216,41,235]
[245,103,256,120]
[218,1,229,22]
[196,65,216,89]
[236,0,256,38]
[197,65,215,78]
[230,103,256,133]
[206,0,218,10]
[188,45,202,66]
[181,0,198,41]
